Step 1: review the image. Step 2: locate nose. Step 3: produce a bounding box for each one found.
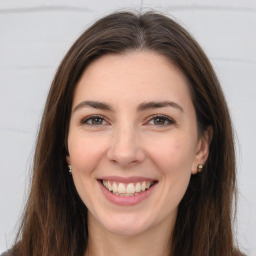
[107,125,146,168]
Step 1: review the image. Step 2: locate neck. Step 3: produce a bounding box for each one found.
[84,213,175,256]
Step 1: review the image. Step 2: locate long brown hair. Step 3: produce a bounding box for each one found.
[11,11,243,256]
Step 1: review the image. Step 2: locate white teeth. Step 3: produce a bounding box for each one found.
[107,181,112,191]
[112,182,118,193]
[135,182,141,192]
[102,180,154,196]
[117,183,126,193]
[141,181,146,191]
[126,183,135,193]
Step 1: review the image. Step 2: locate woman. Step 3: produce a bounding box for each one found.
[4,11,244,256]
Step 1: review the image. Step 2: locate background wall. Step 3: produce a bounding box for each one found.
[0,0,255,254]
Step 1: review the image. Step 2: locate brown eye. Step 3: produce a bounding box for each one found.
[91,117,104,125]
[153,117,167,125]
[148,115,174,126]
[81,115,107,126]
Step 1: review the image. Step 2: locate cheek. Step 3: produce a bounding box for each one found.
[147,136,195,175]
[146,136,194,217]
[67,135,107,206]
[68,134,108,176]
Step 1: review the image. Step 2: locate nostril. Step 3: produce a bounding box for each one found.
[107,144,146,167]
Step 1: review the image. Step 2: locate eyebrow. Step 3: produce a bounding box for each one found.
[137,101,184,112]
[73,100,113,112]
[73,100,184,113]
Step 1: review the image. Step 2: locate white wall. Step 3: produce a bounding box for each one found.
[0,0,255,254]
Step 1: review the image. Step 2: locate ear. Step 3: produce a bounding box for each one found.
[66,155,71,165]
[191,126,213,174]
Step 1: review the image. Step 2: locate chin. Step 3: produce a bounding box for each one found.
[104,222,149,237]
[97,212,153,237]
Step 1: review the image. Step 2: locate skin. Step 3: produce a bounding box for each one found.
[67,51,211,256]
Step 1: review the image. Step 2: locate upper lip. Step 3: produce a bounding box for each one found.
[98,176,157,183]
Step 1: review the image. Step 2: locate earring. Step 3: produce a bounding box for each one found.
[68,165,72,175]
[197,164,204,173]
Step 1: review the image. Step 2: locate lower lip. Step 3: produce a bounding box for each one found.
[99,181,157,206]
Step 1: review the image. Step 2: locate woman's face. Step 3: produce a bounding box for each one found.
[67,51,210,236]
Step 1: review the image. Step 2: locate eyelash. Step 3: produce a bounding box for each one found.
[80,114,175,127]
[146,114,175,126]
[81,115,108,126]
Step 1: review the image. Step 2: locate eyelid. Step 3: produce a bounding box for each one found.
[79,114,175,126]
[80,114,109,125]
[145,114,175,126]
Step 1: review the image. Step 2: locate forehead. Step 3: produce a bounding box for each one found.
[73,51,192,109]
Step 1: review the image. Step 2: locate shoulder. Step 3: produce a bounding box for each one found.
[1,252,10,256]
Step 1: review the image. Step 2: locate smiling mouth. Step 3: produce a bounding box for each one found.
[101,180,157,197]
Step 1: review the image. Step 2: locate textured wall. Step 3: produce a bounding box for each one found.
[0,0,255,254]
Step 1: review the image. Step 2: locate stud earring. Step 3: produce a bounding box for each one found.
[68,165,72,175]
[197,164,204,173]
